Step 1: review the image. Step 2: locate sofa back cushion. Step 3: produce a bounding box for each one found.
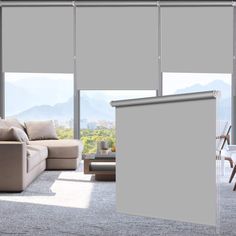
[25,120,58,141]
[0,118,25,131]
[0,127,29,144]
[0,128,14,140]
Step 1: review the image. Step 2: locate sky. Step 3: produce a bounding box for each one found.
[163,73,231,95]
[5,72,232,109]
[5,72,231,122]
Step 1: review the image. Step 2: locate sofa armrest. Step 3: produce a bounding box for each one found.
[0,141,27,192]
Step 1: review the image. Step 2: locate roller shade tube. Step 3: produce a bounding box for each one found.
[1,1,157,7]
[1,1,233,7]
[1,1,74,7]
[76,1,158,7]
[111,91,219,108]
[160,1,233,7]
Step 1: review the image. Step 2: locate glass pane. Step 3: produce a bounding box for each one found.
[163,73,231,123]
[80,90,156,155]
[5,72,74,139]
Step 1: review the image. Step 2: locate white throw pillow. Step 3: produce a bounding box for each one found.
[25,120,58,141]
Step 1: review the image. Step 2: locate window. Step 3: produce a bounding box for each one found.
[80,90,156,154]
[5,73,74,139]
[163,73,231,122]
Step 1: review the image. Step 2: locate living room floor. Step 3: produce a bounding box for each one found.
[0,163,235,236]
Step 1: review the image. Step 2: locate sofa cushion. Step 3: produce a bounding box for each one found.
[0,118,25,131]
[29,139,83,159]
[27,145,48,172]
[0,127,29,144]
[0,128,14,141]
[0,120,8,129]
[25,120,58,141]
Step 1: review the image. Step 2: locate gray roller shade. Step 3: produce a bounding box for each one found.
[3,7,73,73]
[161,7,233,73]
[76,6,159,90]
[112,92,218,226]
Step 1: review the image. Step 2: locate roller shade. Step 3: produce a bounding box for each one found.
[161,7,233,73]
[2,7,73,73]
[112,92,218,225]
[76,6,159,90]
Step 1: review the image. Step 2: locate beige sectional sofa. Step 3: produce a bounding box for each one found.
[0,119,83,192]
[29,139,83,170]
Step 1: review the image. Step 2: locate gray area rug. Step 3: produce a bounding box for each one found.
[0,163,235,236]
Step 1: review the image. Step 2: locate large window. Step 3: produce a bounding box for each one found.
[163,73,231,122]
[80,90,156,154]
[5,73,74,139]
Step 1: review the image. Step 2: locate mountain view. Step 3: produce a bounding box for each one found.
[5,75,73,116]
[5,73,231,154]
[174,80,231,121]
[6,78,231,126]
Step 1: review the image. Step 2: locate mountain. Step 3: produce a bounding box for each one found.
[175,80,231,121]
[9,79,231,124]
[13,97,73,122]
[5,77,73,116]
[80,93,115,121]
[13,94,115,123]
[5,82,35,115]
[175,80,230,99]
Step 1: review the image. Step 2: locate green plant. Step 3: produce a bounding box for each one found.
[56,127,116,154]
[80,128,116,154]
[56,127,73,139]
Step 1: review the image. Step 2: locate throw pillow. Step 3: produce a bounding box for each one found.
[25,120,58,141]
[0,127,29,144]
[12,127,30,144]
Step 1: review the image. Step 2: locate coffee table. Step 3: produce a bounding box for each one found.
[84,154,116,181]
